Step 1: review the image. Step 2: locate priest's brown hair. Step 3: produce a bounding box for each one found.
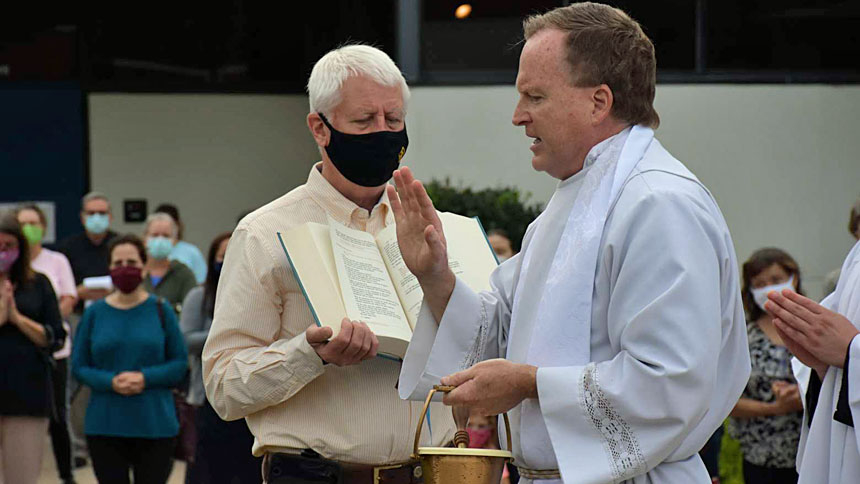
[523,2,660,129]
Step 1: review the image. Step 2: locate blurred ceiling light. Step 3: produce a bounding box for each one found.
[455,4,472,19]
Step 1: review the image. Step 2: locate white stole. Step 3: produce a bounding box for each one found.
[506,125,655,466]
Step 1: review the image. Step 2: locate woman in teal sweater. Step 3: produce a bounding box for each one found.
[72,234,188,484]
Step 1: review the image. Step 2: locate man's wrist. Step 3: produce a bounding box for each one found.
[763,401,780,416]
[418,270,457,323]
[418,269,456,296]
[840,333,859,369]
[519,364,539,400]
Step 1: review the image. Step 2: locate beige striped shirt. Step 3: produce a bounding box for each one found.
[202,163,455,464]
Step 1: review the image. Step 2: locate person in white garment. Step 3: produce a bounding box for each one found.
[765,240,860,484]
[390,3,751,483]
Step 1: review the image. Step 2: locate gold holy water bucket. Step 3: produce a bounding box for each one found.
[413,386,513,484]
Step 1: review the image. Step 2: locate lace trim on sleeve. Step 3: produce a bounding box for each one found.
[460,302,489,370]
[579,363,647,480]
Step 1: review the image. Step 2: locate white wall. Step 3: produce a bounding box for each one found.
[89,94,319,255]
[89,84,860,298]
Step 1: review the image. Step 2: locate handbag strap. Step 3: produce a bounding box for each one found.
[155,296,168,356]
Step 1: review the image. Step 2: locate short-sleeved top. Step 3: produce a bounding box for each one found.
[169,240,208,284]
[728,323,803,468]
[55,231,117,313]
[143,260,198,313]
[31,248,77,299]
[31,248,77,359]
[71,296,188,438]
[0,273,64,417]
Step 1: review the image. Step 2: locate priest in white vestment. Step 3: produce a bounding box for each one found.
[387,3,751,484]
[766,240,860,483]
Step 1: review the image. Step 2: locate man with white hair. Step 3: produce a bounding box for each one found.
[202,44,454,483]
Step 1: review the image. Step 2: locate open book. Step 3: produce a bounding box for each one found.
[277,212,499,360]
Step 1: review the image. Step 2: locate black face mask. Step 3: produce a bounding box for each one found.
[319,113,408,187]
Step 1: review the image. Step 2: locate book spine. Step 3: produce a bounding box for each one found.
[472,216,500,265]
[277,232,323,327]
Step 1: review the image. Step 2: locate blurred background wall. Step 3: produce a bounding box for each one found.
[88,84,860,298]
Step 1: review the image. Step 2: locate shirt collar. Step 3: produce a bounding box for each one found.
[558,126,632,190]
[305,162,393,227]
[583,126,632,170]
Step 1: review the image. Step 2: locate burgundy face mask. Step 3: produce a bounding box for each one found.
[110,266,143,294]
[467,428,493,448]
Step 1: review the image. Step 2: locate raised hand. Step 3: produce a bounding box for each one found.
[387,167,451,285]
[0,279,13,326]
[387,168,457,321]
[0,278,9,327]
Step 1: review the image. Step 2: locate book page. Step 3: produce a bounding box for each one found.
[438,212,499,293]
[376,225,423,330]
[328,217,412,342]
[376,213,498,329]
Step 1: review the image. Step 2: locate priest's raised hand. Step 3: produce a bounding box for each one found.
[387,167,457,321]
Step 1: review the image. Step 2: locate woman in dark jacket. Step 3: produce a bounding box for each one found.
[0,216,65,484]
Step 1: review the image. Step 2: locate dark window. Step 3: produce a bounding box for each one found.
[419,0,697,81]
[609,0,696,71]
[35,0,397,91]
[707,0,860,71]
[1,0,857,87]
[421,0,561,82]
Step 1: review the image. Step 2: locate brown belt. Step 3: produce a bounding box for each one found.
[342,461,423,484]
[264,453,423,484]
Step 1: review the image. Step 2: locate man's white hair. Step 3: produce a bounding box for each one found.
[144,212,178,239]
[307,44,410,115]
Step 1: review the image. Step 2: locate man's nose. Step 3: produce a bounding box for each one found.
[512,104,528,126]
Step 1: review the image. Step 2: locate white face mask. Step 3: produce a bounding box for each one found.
[751,275,795,312]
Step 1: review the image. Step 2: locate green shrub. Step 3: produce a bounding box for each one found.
[424,178,544,251]
[720,421,744,484]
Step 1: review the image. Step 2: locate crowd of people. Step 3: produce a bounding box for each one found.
[0,194,261,484]
[1,3,859,484]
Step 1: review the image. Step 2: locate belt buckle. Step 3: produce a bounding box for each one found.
[373,463,402,483]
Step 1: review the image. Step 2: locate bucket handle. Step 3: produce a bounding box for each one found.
[413,384,513,458]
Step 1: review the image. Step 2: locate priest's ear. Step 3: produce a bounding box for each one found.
[590,84,614,125]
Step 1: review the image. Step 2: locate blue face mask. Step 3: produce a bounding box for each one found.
[147,236,174,260]
[84,213,110,235]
